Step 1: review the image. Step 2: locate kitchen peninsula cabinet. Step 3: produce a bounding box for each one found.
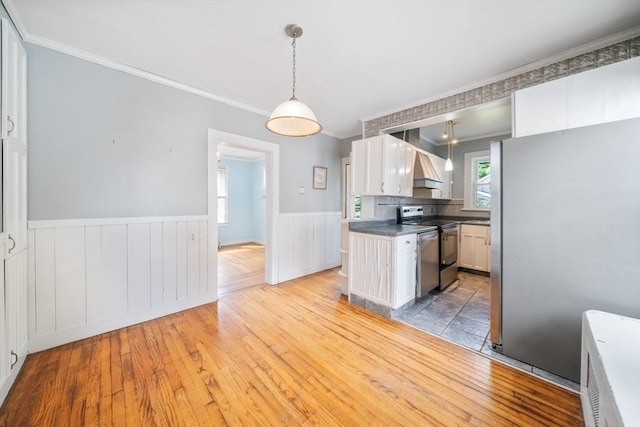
[459,224,490,272]
[348,232,417,310]
[351,135,415,197]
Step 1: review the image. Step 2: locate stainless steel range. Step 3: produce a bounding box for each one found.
[398,206,459,292]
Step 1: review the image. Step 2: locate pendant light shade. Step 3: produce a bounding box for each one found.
[444,120,456,171]
[266,97,322,137]
[444,157,453,171]
[266,24,322,137]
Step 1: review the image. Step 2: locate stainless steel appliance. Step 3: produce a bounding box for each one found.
[417,230,439,297]
[398,206,459,292]
[490,118,640,383]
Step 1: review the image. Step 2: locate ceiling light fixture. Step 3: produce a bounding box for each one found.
[266,24,322,137]
[444,120,457,171]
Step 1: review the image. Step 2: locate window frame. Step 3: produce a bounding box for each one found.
[217,166,229,225]
[463,150,491,211]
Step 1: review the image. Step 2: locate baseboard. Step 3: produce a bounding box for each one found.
[218,239,264,247]
[28,293,217,353]
[458,267,490,277]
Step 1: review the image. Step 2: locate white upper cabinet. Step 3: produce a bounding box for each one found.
[513,57,640,137]
[351,134,415,197]
[1,20,27,143]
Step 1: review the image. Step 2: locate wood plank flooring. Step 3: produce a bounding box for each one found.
[0,268,584,426]
[218,243,265,296]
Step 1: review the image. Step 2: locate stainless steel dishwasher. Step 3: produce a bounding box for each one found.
[417,230,439,298]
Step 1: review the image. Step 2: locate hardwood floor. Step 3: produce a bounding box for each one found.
[0,268,583,426]
[218,243,265,296]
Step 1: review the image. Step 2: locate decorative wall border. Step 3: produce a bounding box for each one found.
[363,36,640,138]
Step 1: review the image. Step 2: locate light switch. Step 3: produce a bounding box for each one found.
[299,186,305,194]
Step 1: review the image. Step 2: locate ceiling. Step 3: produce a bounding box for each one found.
[5,1,640,139]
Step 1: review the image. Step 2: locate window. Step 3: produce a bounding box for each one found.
[464,150,491,210]
[217,166,228,224]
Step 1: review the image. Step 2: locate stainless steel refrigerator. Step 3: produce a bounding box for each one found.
[490,117,640,382]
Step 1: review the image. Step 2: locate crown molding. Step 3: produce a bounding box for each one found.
[1,0,343,139]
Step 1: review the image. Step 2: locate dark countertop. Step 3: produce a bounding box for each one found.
[348,216,489,236]
[350,224,438,237]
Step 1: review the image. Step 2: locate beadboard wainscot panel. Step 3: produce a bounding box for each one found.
[27,216,214,352]
[278,212,341,283]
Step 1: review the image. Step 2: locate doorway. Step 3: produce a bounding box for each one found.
[207,130,280,299]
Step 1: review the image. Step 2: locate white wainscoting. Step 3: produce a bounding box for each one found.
[278,212,341,283]
[27,216,214,352]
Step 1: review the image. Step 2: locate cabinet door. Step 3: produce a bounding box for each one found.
[459,225,490,271]
[351,137,385,196]
[568,57,640,129]
[397,143,415,197]
[1,19,27,142]
[3,140,27,255]
[349,233,392,304]
[381,136,399,195]
[4,250,28,373]
[513,78,569,137]
[351,139,368,195]
[393,234,417,309]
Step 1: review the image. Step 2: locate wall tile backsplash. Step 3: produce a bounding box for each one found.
[363,36,639,138]
[372,197,490,220]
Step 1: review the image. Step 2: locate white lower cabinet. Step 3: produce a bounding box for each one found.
[0,248,28,403]
[459,224,491,272]
[348,232,417,309]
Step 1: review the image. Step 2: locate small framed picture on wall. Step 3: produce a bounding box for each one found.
[313,166,327,190]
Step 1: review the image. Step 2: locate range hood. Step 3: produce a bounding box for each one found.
[413,151,443,189]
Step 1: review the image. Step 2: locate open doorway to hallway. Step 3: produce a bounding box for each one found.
[208,129,280,297]
[216,145,266,295]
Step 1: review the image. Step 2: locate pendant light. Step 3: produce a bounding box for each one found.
[444,120,457,171]
[266,24,322,137]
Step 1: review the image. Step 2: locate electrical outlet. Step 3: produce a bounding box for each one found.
[299,186,305,194]
[430,207,434,214]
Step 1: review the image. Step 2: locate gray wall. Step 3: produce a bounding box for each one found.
[27,44,342,220]
[432,134,510,199]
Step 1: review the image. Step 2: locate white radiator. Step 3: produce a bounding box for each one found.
[581,310,640,427]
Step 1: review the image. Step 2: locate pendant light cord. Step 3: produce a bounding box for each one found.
[291,37,297,99]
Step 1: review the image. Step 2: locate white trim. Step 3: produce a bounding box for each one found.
[218,239,264,247]
[0,0,28,40]
[361,25,640,124]
[28,215,208,229]
[27,293,216,353]
[216,165,229,225]
[0,2,343,139]
[463,150,491,211]
[280,211,341,217]
[208,129,280,285]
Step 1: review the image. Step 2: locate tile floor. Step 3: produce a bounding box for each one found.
[393,272,580,392]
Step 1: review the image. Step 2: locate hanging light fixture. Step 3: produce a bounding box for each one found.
[266,24,322,137]
[444,120,456,171]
